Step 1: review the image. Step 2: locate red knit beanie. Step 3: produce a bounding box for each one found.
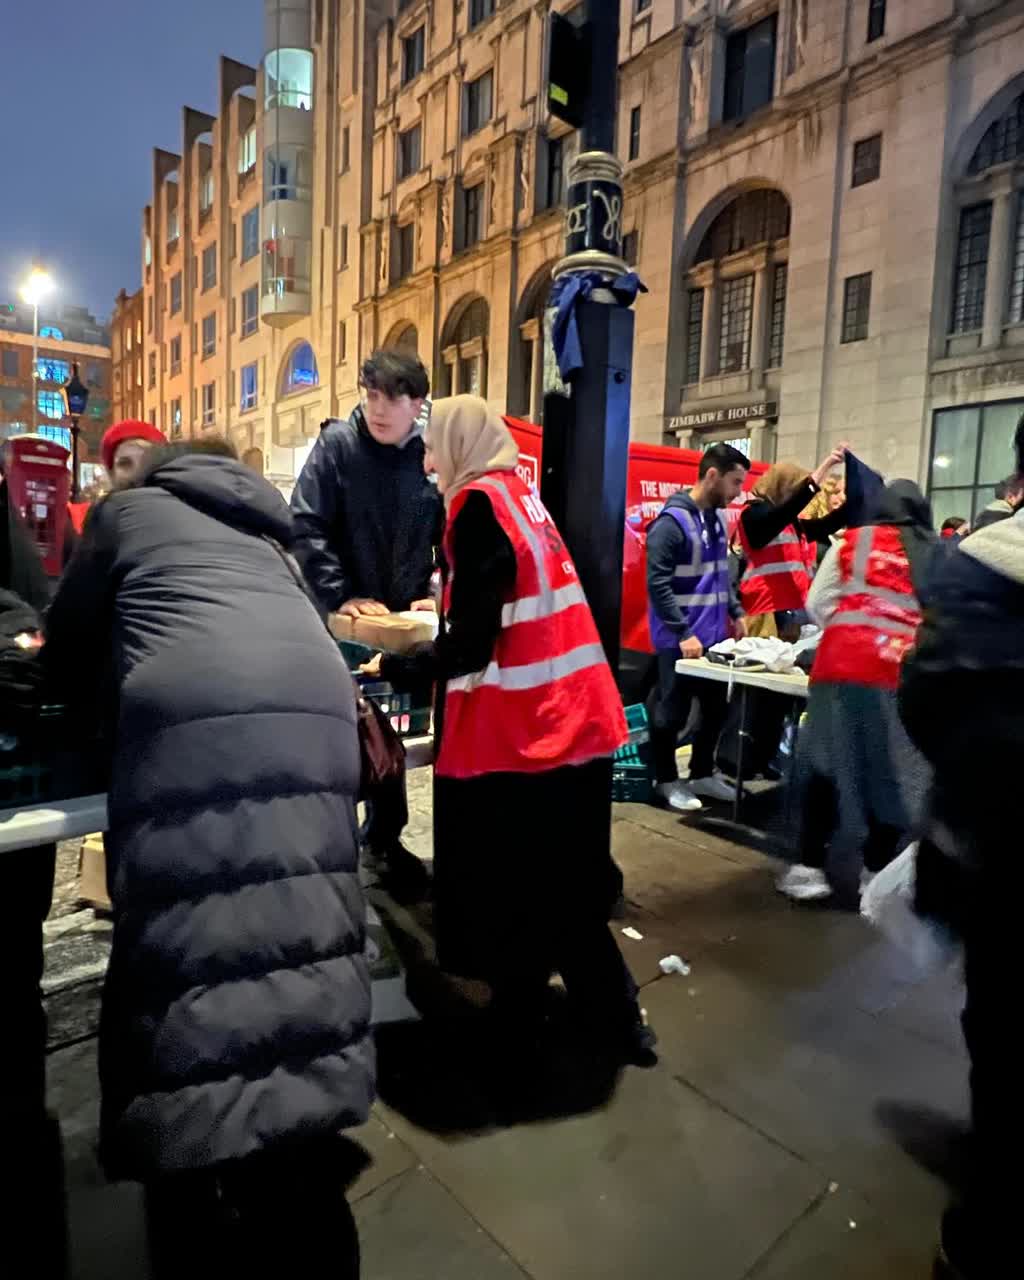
[101,420,167,471]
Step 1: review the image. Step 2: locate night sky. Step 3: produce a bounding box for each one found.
[1,0,262,323]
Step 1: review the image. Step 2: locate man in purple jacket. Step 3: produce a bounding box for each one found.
[646,444,750,812]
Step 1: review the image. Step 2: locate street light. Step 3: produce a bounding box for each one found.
[62,363,89,501]
[19,267,54,435]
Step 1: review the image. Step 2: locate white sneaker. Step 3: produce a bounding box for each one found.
[776,864,832,902]
[687,772,737,804]
[655,781,703,813]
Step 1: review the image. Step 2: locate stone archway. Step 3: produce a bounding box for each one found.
[438,296,489,396]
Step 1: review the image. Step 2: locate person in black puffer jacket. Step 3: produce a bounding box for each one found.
[899,414,1024,1280]
[44,438,372,1279]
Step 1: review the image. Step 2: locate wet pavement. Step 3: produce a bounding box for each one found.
[44,775,968,1278]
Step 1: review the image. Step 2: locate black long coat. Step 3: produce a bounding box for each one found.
[45,455,374,1178]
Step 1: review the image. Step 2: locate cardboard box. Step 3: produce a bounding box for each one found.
[77,833,111,911]
[329,611,436,653]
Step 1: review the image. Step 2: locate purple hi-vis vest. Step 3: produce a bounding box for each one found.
[648,505,732,652]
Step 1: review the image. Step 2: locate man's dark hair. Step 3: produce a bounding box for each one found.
[940,516,967,533]
[698,443,751,480]
[359,349,429,401]
[137,436,238,482]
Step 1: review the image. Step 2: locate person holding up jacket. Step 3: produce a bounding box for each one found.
[778,481,934,905]
[645,443,751,812]
[379,395,655,1065]
[44,438,372,1279]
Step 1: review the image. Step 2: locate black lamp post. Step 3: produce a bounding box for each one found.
[62,362,90,501]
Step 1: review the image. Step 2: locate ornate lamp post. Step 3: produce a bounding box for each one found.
[62,363,90,501]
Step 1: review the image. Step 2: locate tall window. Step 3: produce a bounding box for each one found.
[1011,193,1024,326]
[402,27,425,85]
[339,320,348,363]
[241,285,259,337]
[463,70,493,136]
[340,223,349,268]
[397,124,422,180]
[238,127,257,174]
[628,106,641,162]
[458,183,483,250]
[170,397,182,437]
[202,313,216,358]
[441,297,489,396]
[264,48,313,110]
[36,357,70,384]
[623,230,639,267]
[341,125,351,173]
[951,204,992,334]
[147,294,154,333]
[867,0,886,43]
[394,222,415,281]
[199,170,214,214]
[841,272,872,343]
[241,207,260,261]
[545,136,564,209]
[202,244,217,292]
[685,289,704,384]
[170,272,182,315]
[170,336,182,376]
[148,351,157,388]
[2,350,18,377]
[37,391,65,420]
[929,400,1024,525]
[470,0,495,28]
[167,207,179,243]
[282,342,319,394]
[723,14,777,123]
[718,275,754,372]
[265,144,313,202]
[240,363,258,411]
[762,265,785,369]
[852,134,882,188]
[201,381,215,426]
[38,424,71,449]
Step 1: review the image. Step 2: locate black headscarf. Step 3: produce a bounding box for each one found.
[872,479,936,597]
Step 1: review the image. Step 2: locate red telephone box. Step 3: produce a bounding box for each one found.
[5,435,71,576]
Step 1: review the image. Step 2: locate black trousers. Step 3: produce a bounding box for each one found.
[648,650,728,784]
[4,842,57,1116]
[799,775,903,874]
[146,1140,360,1280]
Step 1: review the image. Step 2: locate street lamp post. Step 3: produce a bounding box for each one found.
[19,267,54,436]
[62,363,90,501]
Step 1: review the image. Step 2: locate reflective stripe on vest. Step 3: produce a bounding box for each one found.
[437,472,626,778]
[736,520,812,614]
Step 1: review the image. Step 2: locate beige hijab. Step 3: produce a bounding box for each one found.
[427,395,520,508]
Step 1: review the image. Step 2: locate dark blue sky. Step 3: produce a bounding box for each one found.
[1,0,262,322]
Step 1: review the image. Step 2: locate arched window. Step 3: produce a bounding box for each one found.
[281,342,319,396]
[950,89,1024,344]
[439,297,488,396]
[385,322,419,355]
[512,265,560,421]
[684,188,791,384]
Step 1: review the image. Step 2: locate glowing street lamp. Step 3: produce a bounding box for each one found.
[19,267,54,434]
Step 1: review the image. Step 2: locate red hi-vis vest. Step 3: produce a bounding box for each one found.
[735,518,815,615]
[811,525,923,691]
[436,471,627,780]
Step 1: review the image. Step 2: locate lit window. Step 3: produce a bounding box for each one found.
[242,207,260,261]
[38,424,71,449]
[200,172,214,213]
[841,272,872,343]
[238,127,257,174]
[723,14,777,123]
[167,207,179,243]
[37,391,66,420]
[202,381,216,425]
[265,144,313,203]
[402,28,425,86]
[170,273,183,315]
[265,48,313,111]
[929,400,1024,524]
[170,397,182,437]
[145,236,153,267]
[36,357,70,384]
[397,124,422,181]
[202,244,217,291]
[240,362,258,411]
[39,325,63,341]
[282,341,319,394]
[202,313,216,358]
[463,70,493,136]
[241,286,259,337]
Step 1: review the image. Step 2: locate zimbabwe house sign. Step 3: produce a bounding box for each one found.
[668,400,778,432]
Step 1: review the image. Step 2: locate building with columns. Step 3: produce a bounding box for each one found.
[125,0,1024,520]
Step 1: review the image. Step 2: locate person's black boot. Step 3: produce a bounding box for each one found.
[374,842,432,904]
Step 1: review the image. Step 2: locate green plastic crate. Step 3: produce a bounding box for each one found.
[612,703,653,803]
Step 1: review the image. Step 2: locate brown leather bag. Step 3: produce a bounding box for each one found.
[356,692,406,790]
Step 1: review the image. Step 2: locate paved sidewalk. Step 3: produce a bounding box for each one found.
[49,782,968,1278]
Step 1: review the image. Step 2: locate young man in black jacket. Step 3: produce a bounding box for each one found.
[291,350,442,900]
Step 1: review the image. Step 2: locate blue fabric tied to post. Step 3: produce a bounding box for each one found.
[549,271,648,381]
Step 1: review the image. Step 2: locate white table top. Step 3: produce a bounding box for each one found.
[676,656,810,700]
[0,735,436,855]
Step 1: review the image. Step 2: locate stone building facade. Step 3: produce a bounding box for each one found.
[126,0,1024,518]
[111,288,145,427]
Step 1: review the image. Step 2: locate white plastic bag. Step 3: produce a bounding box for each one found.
[860,843,960,975]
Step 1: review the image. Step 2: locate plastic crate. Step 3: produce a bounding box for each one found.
[337,638,378,672]
[361,682,432,739]
[612,703,653,803]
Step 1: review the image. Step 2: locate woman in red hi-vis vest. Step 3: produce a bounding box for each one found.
[380,395,654,1064]
[778,480,936,906]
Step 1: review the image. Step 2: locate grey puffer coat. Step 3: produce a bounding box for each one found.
[44,454,374,1178]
